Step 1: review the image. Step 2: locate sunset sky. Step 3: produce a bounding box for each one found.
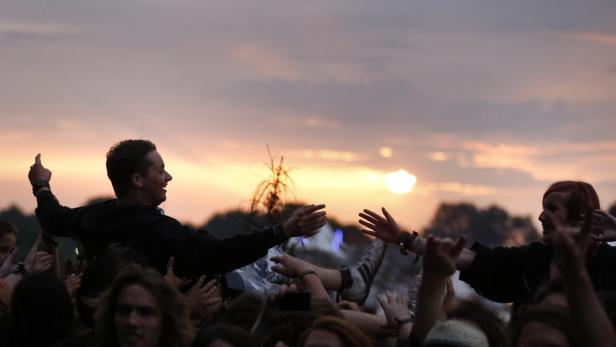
[2,1,616,231]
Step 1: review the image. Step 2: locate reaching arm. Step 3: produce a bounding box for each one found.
[552,222,616,347]
[412,235,466,343]
[359,208,476,270]
[151,204,327,278]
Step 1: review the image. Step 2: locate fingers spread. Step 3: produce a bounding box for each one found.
[363,209,385,222]
[360,229,378,238]
[382,207,396,223]
[358,212,378,224]
[359,219,376,229]
[302,204,326,215]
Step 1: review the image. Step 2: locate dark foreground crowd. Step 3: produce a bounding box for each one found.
[1,139,616,347]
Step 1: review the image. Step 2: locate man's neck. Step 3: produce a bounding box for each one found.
[116,193,156,208]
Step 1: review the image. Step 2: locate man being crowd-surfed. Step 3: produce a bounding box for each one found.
[27,139,327,278]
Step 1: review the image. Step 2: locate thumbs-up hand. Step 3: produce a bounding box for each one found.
[28,153,52,185]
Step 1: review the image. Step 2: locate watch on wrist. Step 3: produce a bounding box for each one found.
[10,261,26,276]
[32,179,50,196]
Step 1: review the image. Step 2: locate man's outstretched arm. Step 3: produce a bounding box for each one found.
[166,204,327,277]
[28,154,81,238]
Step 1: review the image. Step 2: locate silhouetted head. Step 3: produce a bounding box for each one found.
[539,181,600,242]
[10,273,74,347]
[106,139,172,206]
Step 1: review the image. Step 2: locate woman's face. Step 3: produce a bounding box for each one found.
[114,284,163,347]
[539,191,571,243]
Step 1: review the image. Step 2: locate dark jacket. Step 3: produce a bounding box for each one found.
[35,190,288,278]
[460,241,616,306]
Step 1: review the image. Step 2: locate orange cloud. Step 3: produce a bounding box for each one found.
[461,140,616,183]
[565,31,616,46]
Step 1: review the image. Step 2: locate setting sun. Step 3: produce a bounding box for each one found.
[384,169,417,194]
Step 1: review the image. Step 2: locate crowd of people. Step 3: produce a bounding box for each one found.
[1,138,616,347]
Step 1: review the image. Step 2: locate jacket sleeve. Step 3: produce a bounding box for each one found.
[146,217,289,277]
[34,190,85,238]
[459,242,532,303]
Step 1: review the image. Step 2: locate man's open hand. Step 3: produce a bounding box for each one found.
[28,153,52,184]
[281,204,327,238]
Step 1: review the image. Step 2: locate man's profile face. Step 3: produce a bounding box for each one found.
[139,150,172,207]
[0,232,16,265]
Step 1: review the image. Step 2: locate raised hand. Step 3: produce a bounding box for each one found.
[65,273,82,297]
[281,204,327,238]
[377,290,412,330]
[423,235,466,279]
[270,254,313,278]
[185,275,223,323]
[163,257,190,290]
[358,207,402,243]
[24,234,54,274]
[590,210,616,242]
[0,247,19,278]
[186,276,222,311]
[28,153,52,184]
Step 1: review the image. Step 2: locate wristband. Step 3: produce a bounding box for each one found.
[394,316,414,331]
[398,231,418,256]
[32,179,50,196]
[10,261,26,276]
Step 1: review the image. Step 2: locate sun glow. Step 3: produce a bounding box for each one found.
[384,169,417,194]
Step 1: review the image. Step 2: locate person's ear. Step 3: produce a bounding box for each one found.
[131,173,144,189]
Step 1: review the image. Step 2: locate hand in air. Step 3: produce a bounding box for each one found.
[423,235,466,279]
[164,257,190,290]
[282,204,327,238]
[0,247,19,278]
[589,210,616,242]
[359,207,402,243]
[377,290,412,330]
[28,153,52,184]
[24,234,54,274]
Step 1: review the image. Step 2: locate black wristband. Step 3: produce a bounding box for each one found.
[395,316,414,331]
[10,261,26,276]
[32,179,50,196]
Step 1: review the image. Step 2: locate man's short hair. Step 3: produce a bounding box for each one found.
[106,139,157,197]
[0,219,17,237]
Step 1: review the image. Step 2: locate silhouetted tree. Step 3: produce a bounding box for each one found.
[423,202,539,247]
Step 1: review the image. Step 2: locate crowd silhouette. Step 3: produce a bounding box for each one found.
[1,139,616,347]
